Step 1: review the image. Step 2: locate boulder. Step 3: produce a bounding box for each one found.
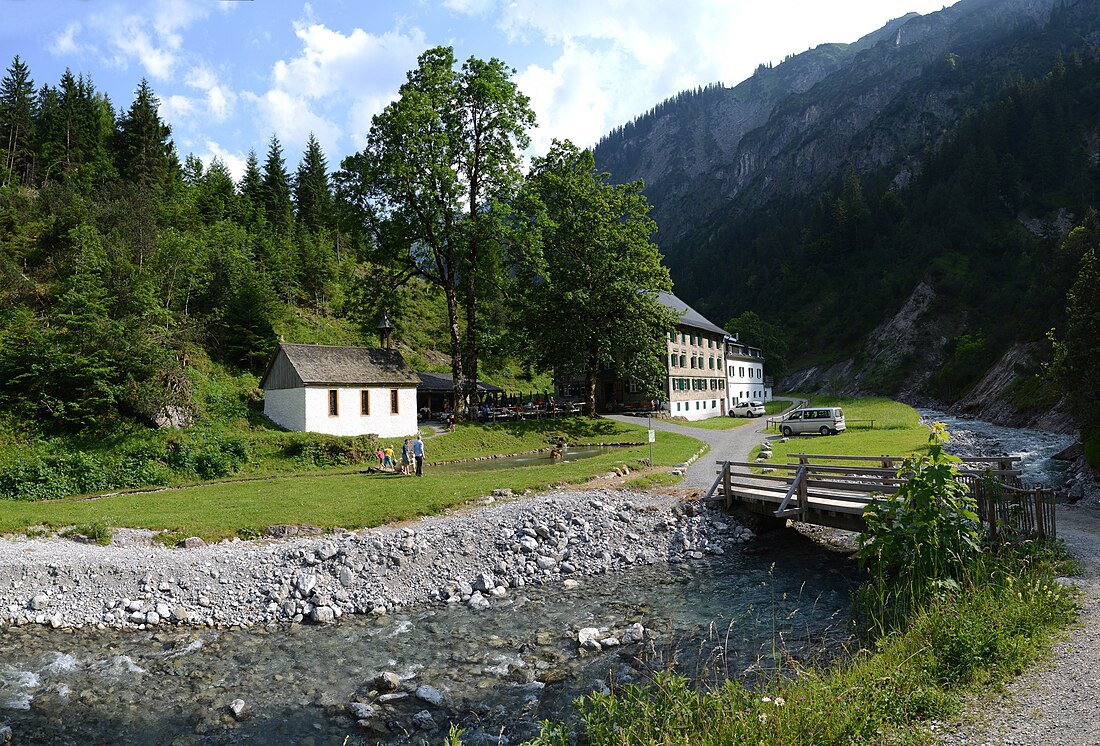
[374,672,400,692]
[415,685,444,706]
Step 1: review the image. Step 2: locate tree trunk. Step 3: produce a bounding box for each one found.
[444,281,466,417]
[584,358,599,417]
[463,264,479,414]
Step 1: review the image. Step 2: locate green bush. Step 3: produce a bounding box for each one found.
[857,423,982,627]
[165,433,250,479]
[281,433,379,468]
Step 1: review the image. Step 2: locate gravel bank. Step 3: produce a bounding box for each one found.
[0,487,749,631]
[934,502,1100,746]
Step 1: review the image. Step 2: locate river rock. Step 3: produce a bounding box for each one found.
[315,542,339,561]
[0,724,11,745]
[412,710,436,730]
[621,622,645,644]
[348,702,375,719]
[377,692,407,703]
[468,591,490,610]
[294,573,316,595]
[229,699,246,719]
[310,606,335,623]
[374,672,400,692]
[29,593,48,611]
[471,572,496,593]
[415,685,444,705]
[577,627,601,646]
[179,537,206,549]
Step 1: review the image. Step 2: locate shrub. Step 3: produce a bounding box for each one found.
[282,433,379,468]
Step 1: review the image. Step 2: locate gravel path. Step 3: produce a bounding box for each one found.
[609,398,803,491]
[937,502,1100,746]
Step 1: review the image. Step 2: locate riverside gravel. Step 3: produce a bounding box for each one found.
[0,487,750,631]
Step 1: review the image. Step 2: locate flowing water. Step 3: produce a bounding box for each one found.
[921,409,1075,487]
[0,415,1072,744]
[0,532,857,745]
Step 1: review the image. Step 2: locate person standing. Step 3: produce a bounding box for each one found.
[400,438,411,475]
[413,434,425,476]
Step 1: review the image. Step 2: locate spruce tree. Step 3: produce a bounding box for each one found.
[115,79,176,188]
[260,133,293,233]
[294,133,331,231]
[0,55,36,186]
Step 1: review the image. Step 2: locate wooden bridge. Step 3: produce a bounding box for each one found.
[705,453,1056,538]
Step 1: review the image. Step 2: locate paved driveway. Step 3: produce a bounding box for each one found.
[609,398,803,491]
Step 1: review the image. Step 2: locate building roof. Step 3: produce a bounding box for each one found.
[260,343,420,389]
[657,291,732,337]
[417,372,503,393]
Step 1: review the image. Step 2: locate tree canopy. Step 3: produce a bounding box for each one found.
[518,140,676,415]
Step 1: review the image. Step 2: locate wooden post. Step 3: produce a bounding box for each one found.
[1034,488,1045,540]
[797,467,808,522]
[723,461,732,510]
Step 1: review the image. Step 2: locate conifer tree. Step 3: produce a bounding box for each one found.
[115,79,176,188]
[261,133,293,233]
[0,55,36,186]
[238,148,263,224]
[294,133,331,231]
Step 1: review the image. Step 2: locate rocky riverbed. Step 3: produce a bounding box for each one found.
[0,488,751,632]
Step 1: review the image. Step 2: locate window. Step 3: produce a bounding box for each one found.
[739,366,745,377]
[670,354,676,367]
[679,354,686,367]
[390,389,399,414]
[695,401,700,409]
[360,390,370,416]
[328,390,339,417]
[676,402,681,411]
[690,357,696,369]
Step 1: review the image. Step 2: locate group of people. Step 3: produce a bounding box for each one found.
[376,434,425,477]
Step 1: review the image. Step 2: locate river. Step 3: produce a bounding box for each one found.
[0,414,1072,745]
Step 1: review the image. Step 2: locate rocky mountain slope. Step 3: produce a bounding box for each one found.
[593,0,1100,428]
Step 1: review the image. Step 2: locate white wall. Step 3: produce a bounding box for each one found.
[668,396,724,422]
[264,388,306,432]
[726,361,771,407]
[304,386,419,437]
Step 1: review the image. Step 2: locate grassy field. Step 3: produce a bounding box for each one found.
[0,418,703,540]
[673,399,794,430]
[756,396,931,464]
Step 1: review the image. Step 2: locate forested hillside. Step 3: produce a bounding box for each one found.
[593,0,1100,427]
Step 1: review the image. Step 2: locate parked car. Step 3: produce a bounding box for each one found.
[779,407,846,436]
[729,400,765,418]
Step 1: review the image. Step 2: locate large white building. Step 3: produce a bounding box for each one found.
[259,343,420,437]
[726,337,772,409]
[567,292,772,422]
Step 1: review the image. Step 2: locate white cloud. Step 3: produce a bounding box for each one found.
[250,20,427,159]
[49,22,83,55]
[442,0,496,15]
[197,140,248,183]
[185,66,236,121]
[159,94,197,125]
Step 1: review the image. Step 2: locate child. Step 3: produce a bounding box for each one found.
[383,445,395,471]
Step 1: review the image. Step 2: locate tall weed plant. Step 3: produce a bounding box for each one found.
[857,422,982,629]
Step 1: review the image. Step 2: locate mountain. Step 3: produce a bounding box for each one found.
[593,0,1100,427]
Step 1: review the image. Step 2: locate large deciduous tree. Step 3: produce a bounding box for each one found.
[519,140,677,416]
[336,46,534,413]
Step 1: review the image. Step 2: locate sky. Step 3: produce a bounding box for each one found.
[2,0,961,180]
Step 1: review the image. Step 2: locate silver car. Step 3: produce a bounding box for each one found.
[779,407,846,435]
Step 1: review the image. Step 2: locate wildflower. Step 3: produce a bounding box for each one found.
[774,696,786,707]
[761,696,772,704]
[759,713,768,723]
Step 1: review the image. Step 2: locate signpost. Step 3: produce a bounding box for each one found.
[647,414,655,466]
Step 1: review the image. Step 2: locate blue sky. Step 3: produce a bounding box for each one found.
[3,0,961,180]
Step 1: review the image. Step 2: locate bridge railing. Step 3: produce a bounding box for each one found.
[708,453,1056,539]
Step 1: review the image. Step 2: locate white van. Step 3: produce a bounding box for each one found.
[779,407,845,436]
